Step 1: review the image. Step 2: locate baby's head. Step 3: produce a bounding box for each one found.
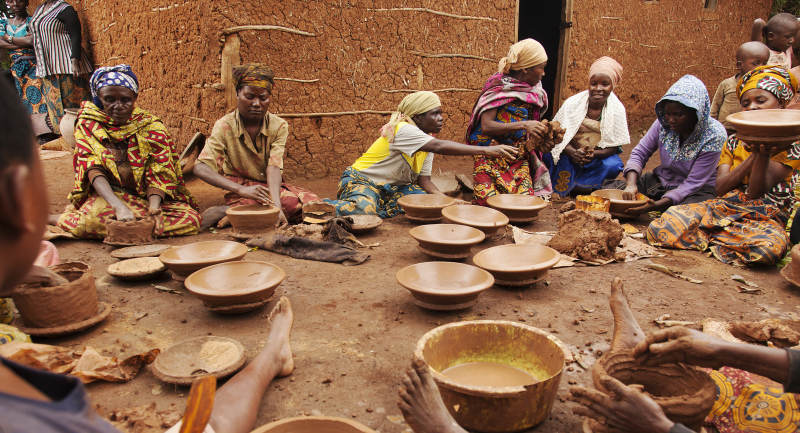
[764,13,798,52]
[736,41,770,76]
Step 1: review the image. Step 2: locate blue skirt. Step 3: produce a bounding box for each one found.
[545,153,623,197]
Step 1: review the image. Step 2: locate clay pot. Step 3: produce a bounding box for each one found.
[184,261,285,312]
[727,108,800,149]
[575,195,610,213]
[397,194,456,222]
[486,194,548,224]
[472,244,560,286]
[590,189,648,218]
[396,262,494,310]
[59,108,79,150]
[441,204,509,235]
[781,244,800,287]
[226,205,280,237]
[251,416,377,433]
[152,336,246,385]
[415,320,565,433]
[408,224,485,259]
[105,219,155,246]
[158,240,248,278]
[12,262,98,328]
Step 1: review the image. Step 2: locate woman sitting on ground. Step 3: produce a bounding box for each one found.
[466,38,554,205]
[53,65,200,239]
[647,65,800,266]
[545,56,629,196]
[193,64,319,225]
[611,74,726,216]
[325,91,517,218]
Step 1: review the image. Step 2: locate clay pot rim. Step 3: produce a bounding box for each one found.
[727,108,800,128]
[184,260,286,298]
[397,194,456,209]
[152,336,246,385]
[408,224,486,245]
[226,204,280,216]
[486,194,549,211]
[13,261,91,295]
[413,320,565,396]
[159,240,248,265]
[590,189,648,205]
[441,205,510,229]
[396,261,495,296]
[250,416,377,433]
[472,244,561,273]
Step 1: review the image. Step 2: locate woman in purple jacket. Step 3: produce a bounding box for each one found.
[616,75,726,216]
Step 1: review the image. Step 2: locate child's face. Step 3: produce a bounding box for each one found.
[767,25,797,52]
[737,55,768,75]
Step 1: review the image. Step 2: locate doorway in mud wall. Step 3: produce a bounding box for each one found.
[518,0,572,119]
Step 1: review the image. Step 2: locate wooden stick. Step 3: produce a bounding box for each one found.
[409,50,494,62]
[600,16,623,20]
[274,77,320,83]
[222,25,315,36]
[367,7,496,21]
[382,88,479,93]
[277,110,392,118]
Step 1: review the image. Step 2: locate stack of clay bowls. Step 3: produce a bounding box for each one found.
[158,240,248,280]
[781,244,800,287]
[486,194,548,224]
[397,194,456,223]
[396,261,494,310]
[590,189,648,218]
[441,204,509,235]
[184,260,285,313]
[12,262,111,337]
[104,219,155,246]
[226,204,280,238]
[409,224,485,259]
[472,244,560,286]
[727,109,800,151]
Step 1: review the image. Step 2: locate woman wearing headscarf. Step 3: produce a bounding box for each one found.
[612,75,726,216]
[194,63,320,226]
[545,56,629,196]
[647,65,800,266]
[53,65,200,240]
[325,91,517,218]
[466,38,553,205]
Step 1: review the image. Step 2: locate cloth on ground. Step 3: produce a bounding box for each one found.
[246,234,369,265]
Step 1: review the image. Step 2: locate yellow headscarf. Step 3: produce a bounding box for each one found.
[380,91,441,141]
[498,39,548,74]
[737,64,798,104]
[233,63,275,91]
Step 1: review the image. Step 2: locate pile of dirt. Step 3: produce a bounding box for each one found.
[547,210,623,262]
[107,402,181,433]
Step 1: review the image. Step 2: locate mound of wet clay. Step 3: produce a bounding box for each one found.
[105,219,155,245]
[546,210,623,262]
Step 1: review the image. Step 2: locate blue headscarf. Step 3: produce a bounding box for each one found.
[89,64,139,108]
[655,75,726,161]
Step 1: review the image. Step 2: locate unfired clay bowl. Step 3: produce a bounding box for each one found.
[152,336,246,385]
[396,262,494,311]
[441,205,509,235]
[472,244,560,286]
[727,109,800,148]
[415,320,565,433]
[408,224,486,259]
[158,240,248,278]
[397,194,456,222]
[184,261,285,313]
[12,262,98,328]
[486,194,548,224]
[250,416,377,433]
[226,205,280,237]
[590,189,648,218]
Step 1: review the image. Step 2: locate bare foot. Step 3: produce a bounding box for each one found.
[266,296,294,376]
[609,277,645,352]
[398,359,468,433]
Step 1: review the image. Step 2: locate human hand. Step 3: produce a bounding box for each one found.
[113,203,135,222]
[70,58,81,79]
[623,198,655,216]
[237,184,273,205]
[485,144,519,160]
[148,207,163,235]
[622,183,639,201]
[569,375,674,433]
[523,120,547,140]
[633,327,727,369]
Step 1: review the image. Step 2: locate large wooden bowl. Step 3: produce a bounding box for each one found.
[408,224,486,259]
[486,194,548,224]
[250,416,376,433]
[159,240,247,278]
[397,194,455,222]
[396,262,494,311]
[441,204,509,235]
[590,189,648,218]
[472,244,560,286]
[727,109,800,148]
[184,261,285,313]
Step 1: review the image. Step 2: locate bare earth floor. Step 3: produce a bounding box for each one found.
[40,152,800,433]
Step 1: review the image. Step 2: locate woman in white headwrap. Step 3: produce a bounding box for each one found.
[546,56,630,196]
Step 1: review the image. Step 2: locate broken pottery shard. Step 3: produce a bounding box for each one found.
[546,210,623,262]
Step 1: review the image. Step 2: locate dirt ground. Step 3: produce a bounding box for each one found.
[37,149,800,433]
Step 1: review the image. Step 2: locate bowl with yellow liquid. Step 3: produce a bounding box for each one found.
[414,320,565,432]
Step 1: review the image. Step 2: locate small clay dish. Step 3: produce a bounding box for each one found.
[408,224,486,259]
[472,244,561,286]
[590,189,648,218]
[226,205,280,238]
[152,336,246,385]
[575,195,610,213]
[396,262,494,311]
[110,244,171,259]
[184,261,285,313]
[348,214,383,233]
[486,194,548,224]
[158,240,248,279]
[781,244,800,287]
[251,416,377,433]
[17,302,112,338]
[107,257,167,281]
[397,194,456,223]
[441,205,509,235]
[727,109,800,149]
[104,219,155,246]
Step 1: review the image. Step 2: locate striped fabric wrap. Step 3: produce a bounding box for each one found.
[30,0,91,77]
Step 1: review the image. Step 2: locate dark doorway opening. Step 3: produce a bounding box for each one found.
[518,1,565,119]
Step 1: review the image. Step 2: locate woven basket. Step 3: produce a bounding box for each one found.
[12,262,98,328]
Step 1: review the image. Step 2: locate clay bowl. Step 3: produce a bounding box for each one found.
[727,108,800,149]
[226,205,280,237]
[104,219,155,246]
[184,261,285,313]
[12,262,98,328]
[107,257,167,281]
[158,240,248,278]
[590,189,648,218]
[781,244,800,287]
[250,416,376,433]
[396,262,494,311]
[486,194,548,224]
[397,194,456,223]
[441,204,509,235]
[152,336,246,385]
[408,224,485,259]
[472,244,560,287]
[348,214,383,233]
[415,320,565,432]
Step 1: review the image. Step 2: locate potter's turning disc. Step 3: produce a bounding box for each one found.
[107,257,167,281]
[110,244,171,259]
[152,336,246,385]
